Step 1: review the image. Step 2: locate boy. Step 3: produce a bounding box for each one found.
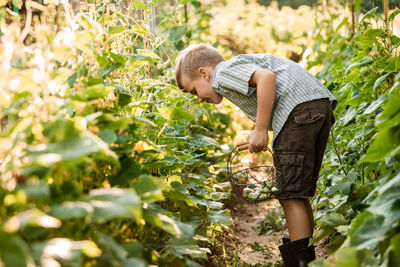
[175,44,336,267]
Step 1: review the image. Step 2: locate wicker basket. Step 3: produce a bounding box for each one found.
[227,146,280,203]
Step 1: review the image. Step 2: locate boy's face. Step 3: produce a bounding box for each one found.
[180,67,223,104]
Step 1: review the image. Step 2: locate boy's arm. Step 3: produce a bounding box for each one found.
[238,69,276,153]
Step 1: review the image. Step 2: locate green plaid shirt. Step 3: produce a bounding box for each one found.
[211,54,337,143]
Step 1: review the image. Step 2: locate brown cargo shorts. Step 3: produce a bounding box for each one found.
[272,98,334,199]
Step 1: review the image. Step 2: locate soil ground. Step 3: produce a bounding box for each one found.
[225,199,329,266]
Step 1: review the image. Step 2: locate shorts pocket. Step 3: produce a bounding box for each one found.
[294,110,325,125]
[275,152,305,192]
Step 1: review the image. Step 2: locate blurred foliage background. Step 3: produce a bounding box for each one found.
[1,0,400,266]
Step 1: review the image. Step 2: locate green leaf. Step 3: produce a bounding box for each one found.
[3,209,61,232]
[86,188,142,223]
[158,106,195,121]
[376,85,400,124]
[373,72,392,91]
[130,25,151,37]
[164,182,197,207]
[363,95,386,114]
[110,158,141,186]
[126,54,153,62]
[168,25,188,42]
[353,0,361,11]
[130,175,165,202]
[32,238,101,266]
[29,132,117,165]
[98,233,128,261]
[362,128,399,162]
[352,28,381,47]
[69,84,113,101]
[67,72,78,87]
[16,179,50,200]
[390,10,400,22]
[341,106,357,125]
[50,201,93,219]
[367,173,400,224]
[166,237,207,259]
[320,213,346,230]
[97,64,119,77]
[349,215,387,249]
[109,25,126,35]
[327,247,378,267]
[123,258,147,267]
[191,134,220,148]
[391,233,400,253]
[0,232,34,267]
[344,58,373,74]
[359,7,378,23]
[134,0,148,10]
[97,129,117,144]
[207,209,232,226]
[118,93,132,107]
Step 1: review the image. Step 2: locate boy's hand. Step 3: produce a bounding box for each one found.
[237,130,269,153]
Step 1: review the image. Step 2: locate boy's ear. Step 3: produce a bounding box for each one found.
[197,67,210,80]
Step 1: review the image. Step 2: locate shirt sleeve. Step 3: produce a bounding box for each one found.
[217,57,260,96]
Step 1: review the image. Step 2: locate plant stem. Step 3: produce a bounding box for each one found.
[330,129,348,176]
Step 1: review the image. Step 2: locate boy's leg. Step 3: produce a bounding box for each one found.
[273,99,334,265]
[279,198,313,241]
[303,198,314,234]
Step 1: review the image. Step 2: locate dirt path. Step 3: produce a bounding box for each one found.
[230,199,329,266]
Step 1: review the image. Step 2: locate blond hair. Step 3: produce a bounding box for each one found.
[175,44,225,90]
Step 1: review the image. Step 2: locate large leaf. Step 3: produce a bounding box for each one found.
[143,203,194,238]
[165,237,208,259]
[168,25,188,41]
[362,127,400,162]
[191,134,220,148]
[367,173,400,224]
[86,188,142,223]
[351,28,382,47]
[320,213,346,230]
[349,215,388,249]
[130,174,165,202]
[32,238,101,267]
[68,84,113,101]
[16,179,50,200]
[158,106,195,121]
[49,201,93,219]
[0,232,34,267]
[110,158,141,187]
[207,209,232,226]
[3,209,61,232]
[28,131,118,165]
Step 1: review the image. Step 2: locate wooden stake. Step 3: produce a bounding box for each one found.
[350,0,355,36]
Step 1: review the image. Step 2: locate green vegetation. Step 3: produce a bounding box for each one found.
[1,0,400,266]
[308,5,400,266]
[0,1,234,266]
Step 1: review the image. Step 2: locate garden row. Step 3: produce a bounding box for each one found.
[308,6,400,266]
[0,1,234,266]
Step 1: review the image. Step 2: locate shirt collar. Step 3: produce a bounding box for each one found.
[212,61,225,89]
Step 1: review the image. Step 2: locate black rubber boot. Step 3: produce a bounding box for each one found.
[278,237,315,267]
[282,236,291,244]
[297,244,316,267]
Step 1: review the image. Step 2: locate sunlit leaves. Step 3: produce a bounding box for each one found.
[3,209,61,233]
[1,2,234,266]
[87,188,142,223]
[158,106,195,121]
[32,238,101,267]
[68,84,113,101]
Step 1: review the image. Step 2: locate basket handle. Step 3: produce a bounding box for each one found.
[227,145,274,176]
[227,146,238,177]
